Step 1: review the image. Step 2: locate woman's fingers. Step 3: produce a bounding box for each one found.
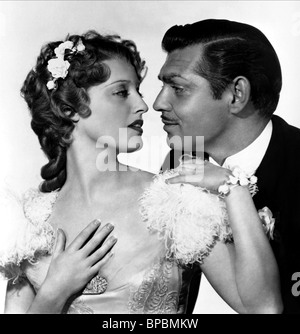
[87,235,117,267]
[52,228,66,258]
[166,174,203,185]
[67,219,102,252]
[178,165,204,176]
[81,223,115,256]
[90,250,115,275]
[178,165,197,175]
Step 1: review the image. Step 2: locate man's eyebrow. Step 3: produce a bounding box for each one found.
[157,73,187,82]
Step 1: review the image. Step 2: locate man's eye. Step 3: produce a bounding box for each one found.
[172,86,184,94]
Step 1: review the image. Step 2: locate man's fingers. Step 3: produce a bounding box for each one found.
[68,219,102,252]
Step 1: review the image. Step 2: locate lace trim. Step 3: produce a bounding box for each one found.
[128,258,179,314]
[66,298,94,314]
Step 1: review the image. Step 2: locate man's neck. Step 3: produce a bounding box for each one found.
[206,116,270,166]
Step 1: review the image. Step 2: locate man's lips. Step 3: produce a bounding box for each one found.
[128,119,143,134]
[161,116,178,125]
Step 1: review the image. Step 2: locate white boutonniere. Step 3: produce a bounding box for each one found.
[258,207,275,240]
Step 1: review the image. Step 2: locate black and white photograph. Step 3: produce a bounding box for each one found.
[0,0,300,316]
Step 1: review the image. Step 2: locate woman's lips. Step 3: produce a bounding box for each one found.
[128,119,143,134]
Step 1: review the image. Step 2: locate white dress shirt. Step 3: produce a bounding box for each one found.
[209,120,273,175]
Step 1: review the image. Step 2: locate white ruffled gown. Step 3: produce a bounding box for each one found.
[0,170,246,314]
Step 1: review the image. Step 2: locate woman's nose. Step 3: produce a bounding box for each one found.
[136,96,148,114]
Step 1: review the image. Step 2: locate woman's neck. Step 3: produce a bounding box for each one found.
[63,137,124,203]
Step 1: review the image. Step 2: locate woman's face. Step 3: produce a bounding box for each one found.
[76,58,148,153]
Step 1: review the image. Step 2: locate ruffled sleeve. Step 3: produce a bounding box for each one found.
[0,187,57,285]
[139,170,232,266]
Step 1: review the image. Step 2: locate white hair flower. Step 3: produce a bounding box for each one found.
[47,58,70,80]
[74,39,85,52]
[54,41,74,57]
[46,38,85,90]
[46,80,56,90]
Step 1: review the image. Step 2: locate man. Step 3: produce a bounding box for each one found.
[153,19,300,314]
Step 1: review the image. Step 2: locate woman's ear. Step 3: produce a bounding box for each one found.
[228,76,251,115]
[71,113,80,122]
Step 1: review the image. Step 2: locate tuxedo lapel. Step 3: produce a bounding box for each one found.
[253,115,286,211]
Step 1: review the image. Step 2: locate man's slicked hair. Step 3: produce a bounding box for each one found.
[162,19,282,118]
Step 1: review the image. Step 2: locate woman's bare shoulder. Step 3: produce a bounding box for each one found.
[128,168,156,188]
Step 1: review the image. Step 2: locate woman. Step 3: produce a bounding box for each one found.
[0,30,282,314]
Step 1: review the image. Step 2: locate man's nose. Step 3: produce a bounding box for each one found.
[153,89,171,112]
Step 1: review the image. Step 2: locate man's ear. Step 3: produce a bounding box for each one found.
[228,76,251,114]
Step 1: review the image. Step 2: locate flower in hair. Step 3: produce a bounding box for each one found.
[47,57,70,80]
[46,38,85,90]
[46,80,56,90]
[75,39,85,52]
[54,41,74,57]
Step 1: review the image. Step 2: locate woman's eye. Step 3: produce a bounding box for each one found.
[115,90,129,98]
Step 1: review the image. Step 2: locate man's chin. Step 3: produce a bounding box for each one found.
[166,133,184,151]
[163,123,178,133]
[166,133,200,154]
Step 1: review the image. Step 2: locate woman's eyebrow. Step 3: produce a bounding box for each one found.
[105,79,131,87]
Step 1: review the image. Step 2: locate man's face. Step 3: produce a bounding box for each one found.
[153,44,231,152]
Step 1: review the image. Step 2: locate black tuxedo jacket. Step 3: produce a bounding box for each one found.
[162,115,300,314]
[253,115,300,314]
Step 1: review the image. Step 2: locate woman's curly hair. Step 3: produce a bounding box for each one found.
[21,30,146,192]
